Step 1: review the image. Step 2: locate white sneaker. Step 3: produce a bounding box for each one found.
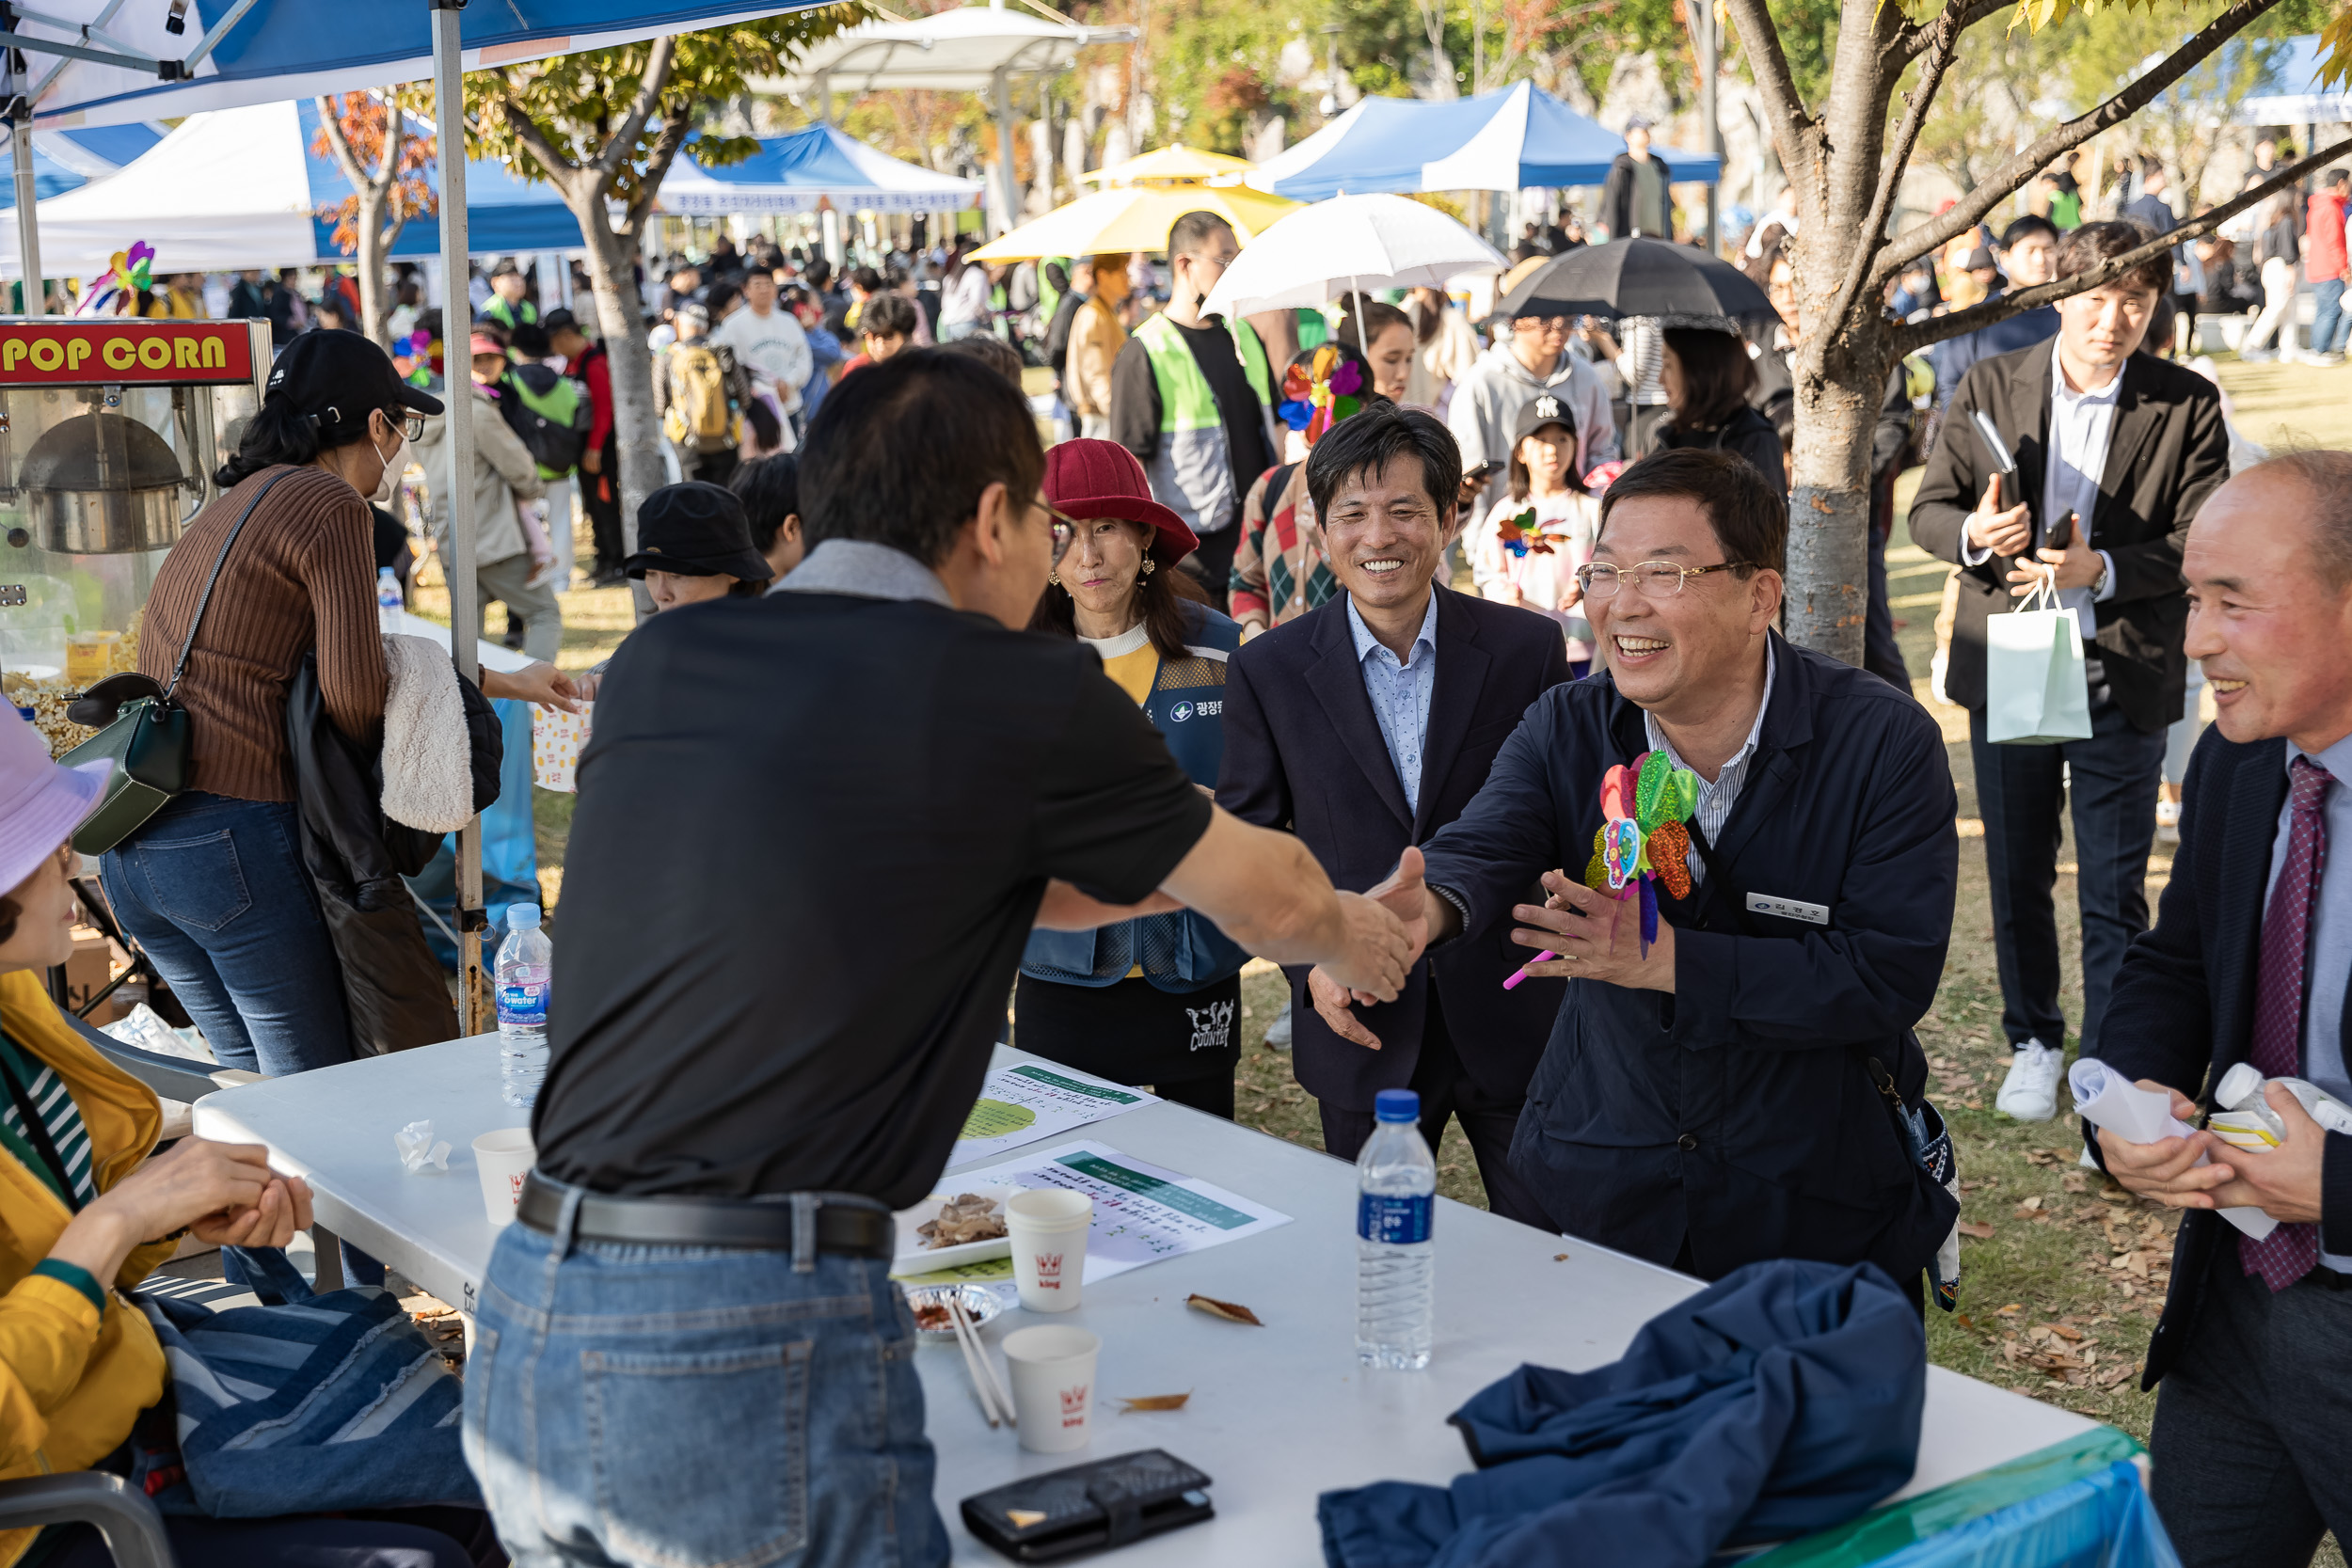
[1995,1040,2065,1122]
[1263,1007,1294,1051]
[2155,797,2181,845]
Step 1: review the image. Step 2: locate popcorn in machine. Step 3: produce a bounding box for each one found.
[0,318,273,755]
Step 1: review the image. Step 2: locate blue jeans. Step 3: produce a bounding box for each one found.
[2312,277,2350,356]
[102,791,381,1287]
[1969,695,2167,1060]
[102,792,353,1076]
[464,1198,948,1568]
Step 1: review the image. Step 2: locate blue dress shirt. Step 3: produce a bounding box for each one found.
[1347,591,1438,814]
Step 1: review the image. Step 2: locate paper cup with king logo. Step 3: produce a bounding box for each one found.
[473,1128,535,1227]
[1000,1325,1100,1454]
[1004,1187,1091,1312]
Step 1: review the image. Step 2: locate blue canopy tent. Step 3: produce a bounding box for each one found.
[1247,80,1721,202]
[0,121,163,209]
[2236,35,2352,125]
[657,122,983,214]
[0,0,841,1036]
[296,102,585,258]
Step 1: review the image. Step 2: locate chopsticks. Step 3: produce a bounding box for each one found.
[948,1298,1015,1428]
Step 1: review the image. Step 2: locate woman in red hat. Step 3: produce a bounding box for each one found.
[1018,440,1250,1117]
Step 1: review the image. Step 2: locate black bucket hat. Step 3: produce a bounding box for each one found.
[622,482,775,582]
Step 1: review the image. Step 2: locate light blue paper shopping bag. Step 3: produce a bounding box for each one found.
[1985,577,2092,745]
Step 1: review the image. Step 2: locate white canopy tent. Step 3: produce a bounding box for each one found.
[750,1,1136,235]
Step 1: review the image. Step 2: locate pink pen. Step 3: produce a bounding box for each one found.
[1502,954,1555,990]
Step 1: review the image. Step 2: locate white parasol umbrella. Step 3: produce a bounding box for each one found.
[1199,193,1505,356]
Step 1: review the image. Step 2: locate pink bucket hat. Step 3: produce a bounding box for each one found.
[0,705,110,894]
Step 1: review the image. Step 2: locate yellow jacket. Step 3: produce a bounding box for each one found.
[0,970,174,1568]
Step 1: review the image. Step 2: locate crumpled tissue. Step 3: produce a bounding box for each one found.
[396,1119,452,1174]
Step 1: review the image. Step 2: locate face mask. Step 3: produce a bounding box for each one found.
[369,429,406,506]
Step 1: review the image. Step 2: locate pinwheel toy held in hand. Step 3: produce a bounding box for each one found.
[1581,750,1700,955]
[73,242,156,317]
[1276,345,1363,446]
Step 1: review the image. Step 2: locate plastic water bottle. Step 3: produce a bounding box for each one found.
[495,905,551,1108]
[1356,1087,1436,1370]
[376,567,403,633]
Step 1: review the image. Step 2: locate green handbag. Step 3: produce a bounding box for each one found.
[59,469,295,855]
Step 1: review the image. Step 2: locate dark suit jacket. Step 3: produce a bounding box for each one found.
[2091,729,2352,1387]
[1418,638,1963,1281]
[1599,152,1675,240]
[1909,339,2230,734]
[1216,585,1571,1113]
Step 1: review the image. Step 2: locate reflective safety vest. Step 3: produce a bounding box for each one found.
[1133,311,1277,540]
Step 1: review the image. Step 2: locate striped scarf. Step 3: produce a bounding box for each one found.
[0,1031,98,1209]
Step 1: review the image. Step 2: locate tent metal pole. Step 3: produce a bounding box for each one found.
[1697,4,1720,253]
[991,65,1019,237]
[432,0,489,1037]
[10,97,40,315]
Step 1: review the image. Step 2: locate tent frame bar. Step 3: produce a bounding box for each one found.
[0,28,174,77]
[181,0,263,71]
[430,0,489,1036]
[25,0,124,100]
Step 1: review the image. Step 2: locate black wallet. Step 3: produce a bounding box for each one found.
[961,1449,1214,1562]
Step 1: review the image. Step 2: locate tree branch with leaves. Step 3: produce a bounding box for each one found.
[312,90,436,348]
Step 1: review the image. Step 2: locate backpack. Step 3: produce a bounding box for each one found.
[499,363,592,478]
[662,343,739,452]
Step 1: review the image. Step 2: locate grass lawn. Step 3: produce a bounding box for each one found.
[480,355,2345,1507]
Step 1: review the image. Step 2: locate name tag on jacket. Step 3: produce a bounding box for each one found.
[1746,893,1829,927]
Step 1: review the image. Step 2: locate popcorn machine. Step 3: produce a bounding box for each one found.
[0,318,272,754]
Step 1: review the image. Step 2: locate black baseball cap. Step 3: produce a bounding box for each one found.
[1511,390,1578,447]
[264,328,444,430]
[622,482,774,582]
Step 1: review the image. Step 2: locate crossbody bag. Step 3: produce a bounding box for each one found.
[59,468,295,854]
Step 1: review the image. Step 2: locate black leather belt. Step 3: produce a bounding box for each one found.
[516,1172,895,1257]
[2305,1265,2352,1292]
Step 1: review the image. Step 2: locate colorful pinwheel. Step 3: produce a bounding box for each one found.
[1581,748,1700,955]
[73,242,157,318]
[1275,344,1363,447]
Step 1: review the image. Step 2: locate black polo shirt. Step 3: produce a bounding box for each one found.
[532,572,1213,1207]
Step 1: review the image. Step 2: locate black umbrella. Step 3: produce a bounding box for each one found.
[1493,237,1772,325]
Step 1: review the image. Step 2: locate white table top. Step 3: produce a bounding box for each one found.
[195,1037,2099,1566]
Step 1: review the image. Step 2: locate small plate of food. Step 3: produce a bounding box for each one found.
[901,1282,1006,1340]
[891,1185,1021,1273]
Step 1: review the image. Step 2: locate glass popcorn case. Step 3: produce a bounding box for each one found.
[0,318,272,754]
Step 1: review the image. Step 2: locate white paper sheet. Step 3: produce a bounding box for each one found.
[947,1063,1159,1165]
[906,1139,1291,1288]
[2068,1060,2277,1240]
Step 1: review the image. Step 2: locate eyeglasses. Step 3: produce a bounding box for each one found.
[1040,500,1081,565]
[385,409,425,442]
[1575,560,1756,599]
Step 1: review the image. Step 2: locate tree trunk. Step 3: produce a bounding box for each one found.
[356,185,392,350]
[576,217,661,621]
[1783,325,1886,665]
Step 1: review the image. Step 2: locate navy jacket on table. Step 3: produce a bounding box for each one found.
[1316,1260,1925,1568]
[1216,584,1570,1117]
[1416,636,1963,1282]
[2091,729,2352,1387]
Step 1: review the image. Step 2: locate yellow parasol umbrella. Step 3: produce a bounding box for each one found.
[1075,145,1257,187]
[966,182,1299,262]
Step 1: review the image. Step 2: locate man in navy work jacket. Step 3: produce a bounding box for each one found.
[1362,448,1963,1294]
[1218,403,1571,1226]
[2089,452,2352,1567]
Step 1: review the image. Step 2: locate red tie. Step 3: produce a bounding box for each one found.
[2239,756,2333,1291]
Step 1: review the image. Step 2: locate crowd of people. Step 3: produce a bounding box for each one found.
[5,156,2351,1568]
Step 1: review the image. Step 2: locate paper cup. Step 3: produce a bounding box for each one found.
[532,702,593,793]
[1005,1188,1091,1312]
[1001,1325,1099,1453]
[473,1129,535,1227]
